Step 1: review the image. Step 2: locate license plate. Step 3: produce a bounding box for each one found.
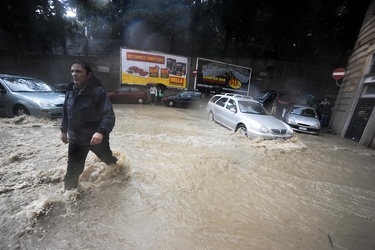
[299,127,307,131]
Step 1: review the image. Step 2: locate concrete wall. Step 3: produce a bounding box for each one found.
[0,53,121,91]
[0,52,341,100]
[196,57,340,98]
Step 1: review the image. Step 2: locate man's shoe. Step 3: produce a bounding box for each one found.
[111,156,118,164]
[107,156,118,165]
[64,175,79,190]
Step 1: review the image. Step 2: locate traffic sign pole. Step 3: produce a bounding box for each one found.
[329,68,345,128]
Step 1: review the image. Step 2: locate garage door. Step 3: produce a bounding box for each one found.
[345,83,375,141]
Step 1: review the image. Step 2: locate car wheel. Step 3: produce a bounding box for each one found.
[235,124,248,137]
[167,101,175,107]
[14,105,30,116]
[208,111,214,121]
[137,98,144,104]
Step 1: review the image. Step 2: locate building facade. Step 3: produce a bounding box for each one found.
[330,0,375,149]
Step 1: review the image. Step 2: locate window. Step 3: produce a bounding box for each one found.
[118,87,129,93]
[130,87,141,93]
[304,108,316,117]
[209,96,222,103]
[216,97,228,107]
[226,99,236,111]
[239,101,267,115]
[2,77,53,92]
[193,92,202,97]
[181,91,193,97]
[290,107,302,115]
[360,83,375,98]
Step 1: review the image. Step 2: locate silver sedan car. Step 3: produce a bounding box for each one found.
[0,74,65,118]
[206,94,294,140]
[283,105,321,135]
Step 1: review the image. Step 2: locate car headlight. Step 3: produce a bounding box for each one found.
[33,100,56,107]
[311,123,320,129]
[284,124,293,134]
[286,117,296,124]
[260,125,269,133]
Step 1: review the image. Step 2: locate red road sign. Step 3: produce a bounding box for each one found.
[193,69,197,76]
[332,68,345,80]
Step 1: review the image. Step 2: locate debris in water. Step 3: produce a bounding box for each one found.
[327,233,333,248]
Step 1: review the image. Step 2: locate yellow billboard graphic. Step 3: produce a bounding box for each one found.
[121,48,188,88]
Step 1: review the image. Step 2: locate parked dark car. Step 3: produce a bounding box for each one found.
[254,90,278,111]
[163,90,204,108]
[0,74,65,118]
[107,86,148,104]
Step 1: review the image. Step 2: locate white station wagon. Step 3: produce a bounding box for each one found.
[206,94,294,140]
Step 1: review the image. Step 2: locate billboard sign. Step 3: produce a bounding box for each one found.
[121,48,188,89]
[194,58,252,95]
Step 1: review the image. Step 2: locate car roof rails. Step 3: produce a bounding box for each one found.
[224,93,253,99]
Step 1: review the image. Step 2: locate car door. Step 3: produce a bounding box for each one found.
[113,86,129,103]
[192,91,203,104]
[177,91,195,105]
[129,87,147,103]
[222,99,238,129]
[212,97,229,126]
[128,87,140,103]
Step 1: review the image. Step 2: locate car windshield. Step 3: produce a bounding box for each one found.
[290,107,316,117]
[2,77,54,92]
[238,100,268,115]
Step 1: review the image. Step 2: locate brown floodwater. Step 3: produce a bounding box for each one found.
[0,105,374,249]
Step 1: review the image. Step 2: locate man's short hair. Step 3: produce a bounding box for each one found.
[71,59,92,73]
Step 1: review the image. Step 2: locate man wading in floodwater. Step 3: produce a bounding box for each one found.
[60,59,118,190]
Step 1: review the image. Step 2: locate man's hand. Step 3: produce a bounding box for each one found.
[61,132,69,144]
[90,132,103,145]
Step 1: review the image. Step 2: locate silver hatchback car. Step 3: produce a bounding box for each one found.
[0,74,65,118]
[206,94,293,140]
[283,105,321,135]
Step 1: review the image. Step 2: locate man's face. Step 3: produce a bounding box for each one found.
[71,63,91,86]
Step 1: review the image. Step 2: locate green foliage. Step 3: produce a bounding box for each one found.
[0,0,370,60]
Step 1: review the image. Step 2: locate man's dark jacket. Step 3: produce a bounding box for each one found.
[60,75,115,144]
